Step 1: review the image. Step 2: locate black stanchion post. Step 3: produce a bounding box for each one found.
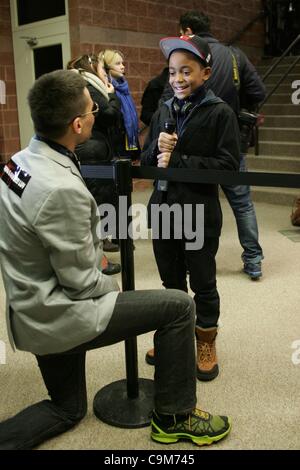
[116,160,138,399]
[93,159,154,428]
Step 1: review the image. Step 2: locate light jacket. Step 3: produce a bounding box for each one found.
[0,138,119,355]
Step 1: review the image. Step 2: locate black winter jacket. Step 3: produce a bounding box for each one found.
[141,67,169,126]
[141,90,240,237]
[76,83,121,206]
[76,83,121,165]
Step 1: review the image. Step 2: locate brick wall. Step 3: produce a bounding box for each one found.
[70,0,265,115]
[0,0,265,161]
[0,0,20,162]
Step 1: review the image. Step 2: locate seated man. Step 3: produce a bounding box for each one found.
[0,70,231,450]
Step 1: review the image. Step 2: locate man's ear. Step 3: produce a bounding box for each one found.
[202,67,212,81]
[71,116,83,135]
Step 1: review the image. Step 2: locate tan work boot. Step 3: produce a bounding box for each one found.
[195,326,219,381]
[145,347,155,365]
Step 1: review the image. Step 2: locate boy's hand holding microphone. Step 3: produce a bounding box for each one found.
[157,119,177,168]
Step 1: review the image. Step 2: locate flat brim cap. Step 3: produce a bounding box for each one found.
[159,35,212,67]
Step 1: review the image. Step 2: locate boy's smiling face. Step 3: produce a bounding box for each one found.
[169,50,211,100]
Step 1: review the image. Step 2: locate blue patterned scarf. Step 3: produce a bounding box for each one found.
[112,77,139,150]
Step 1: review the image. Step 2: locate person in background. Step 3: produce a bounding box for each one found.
[99,49,141,162]
[142,35,240,381]
[67,54,120,262]
[140,67,169,126]
[160,10,266,280]
[0,70,231,449]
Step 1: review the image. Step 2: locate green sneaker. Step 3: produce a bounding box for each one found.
[151,408,231,446]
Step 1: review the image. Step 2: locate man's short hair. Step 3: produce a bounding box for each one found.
[28,70,87,140]
[179,10,211,35]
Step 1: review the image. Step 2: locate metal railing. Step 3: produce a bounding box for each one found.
[255,33,300,155]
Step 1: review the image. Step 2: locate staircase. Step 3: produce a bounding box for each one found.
[247,55,300,205]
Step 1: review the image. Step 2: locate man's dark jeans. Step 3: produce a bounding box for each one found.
[222,154,263,264]
[0,289,196,450]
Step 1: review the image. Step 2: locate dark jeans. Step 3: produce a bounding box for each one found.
[153,237,220,328]
[0,289,196,450]
[221,154,263,264]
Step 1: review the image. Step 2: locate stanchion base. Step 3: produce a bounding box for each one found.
[93,378,154,428]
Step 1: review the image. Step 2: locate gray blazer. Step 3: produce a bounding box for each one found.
[0,138,119,355]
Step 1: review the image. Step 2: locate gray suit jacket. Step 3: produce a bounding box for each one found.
[0,138,119,355]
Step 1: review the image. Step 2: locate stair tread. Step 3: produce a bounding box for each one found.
[264,73,299,77]
[263,104,299,107]
[248,153,300,160]
[264,93,293,96]
[260,126,300,131]
[259,140,300,145]
[247,168,300,174]
[250,186,299,194]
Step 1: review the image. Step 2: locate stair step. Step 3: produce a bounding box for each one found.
[257,63,300,75]
[261,55,300,65]
[263,73,299,84]
[247,154,300,172]
[259,126,300,140]
[219,183,299,206]
[266,83,295,93]
[253,55,300,205]
[262,103,300,115]
[267,93,294,104]
[262,115,300,127]
[250,187,299,206]
[256,140,300,157]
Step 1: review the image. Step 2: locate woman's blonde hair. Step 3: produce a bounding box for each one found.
[98,50,124,72]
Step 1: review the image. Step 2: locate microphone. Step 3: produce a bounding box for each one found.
[157,118,176,192]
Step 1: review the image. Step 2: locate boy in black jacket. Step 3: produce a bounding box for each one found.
[142,35,240,381]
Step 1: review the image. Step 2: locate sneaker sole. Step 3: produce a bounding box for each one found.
[151,417,232,446]
[243,268,262,280]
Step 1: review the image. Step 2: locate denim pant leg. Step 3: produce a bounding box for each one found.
[221,154,263,264]
[73,289,197,415]
[0,353,87,450]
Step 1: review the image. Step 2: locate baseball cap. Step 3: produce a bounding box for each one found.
[159,35,213,67]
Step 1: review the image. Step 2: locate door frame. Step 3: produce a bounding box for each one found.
[10,0,71,148]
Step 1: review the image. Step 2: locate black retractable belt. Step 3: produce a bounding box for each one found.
[2,162,300,188]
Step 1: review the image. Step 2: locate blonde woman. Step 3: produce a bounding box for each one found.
[99,49,140,161]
